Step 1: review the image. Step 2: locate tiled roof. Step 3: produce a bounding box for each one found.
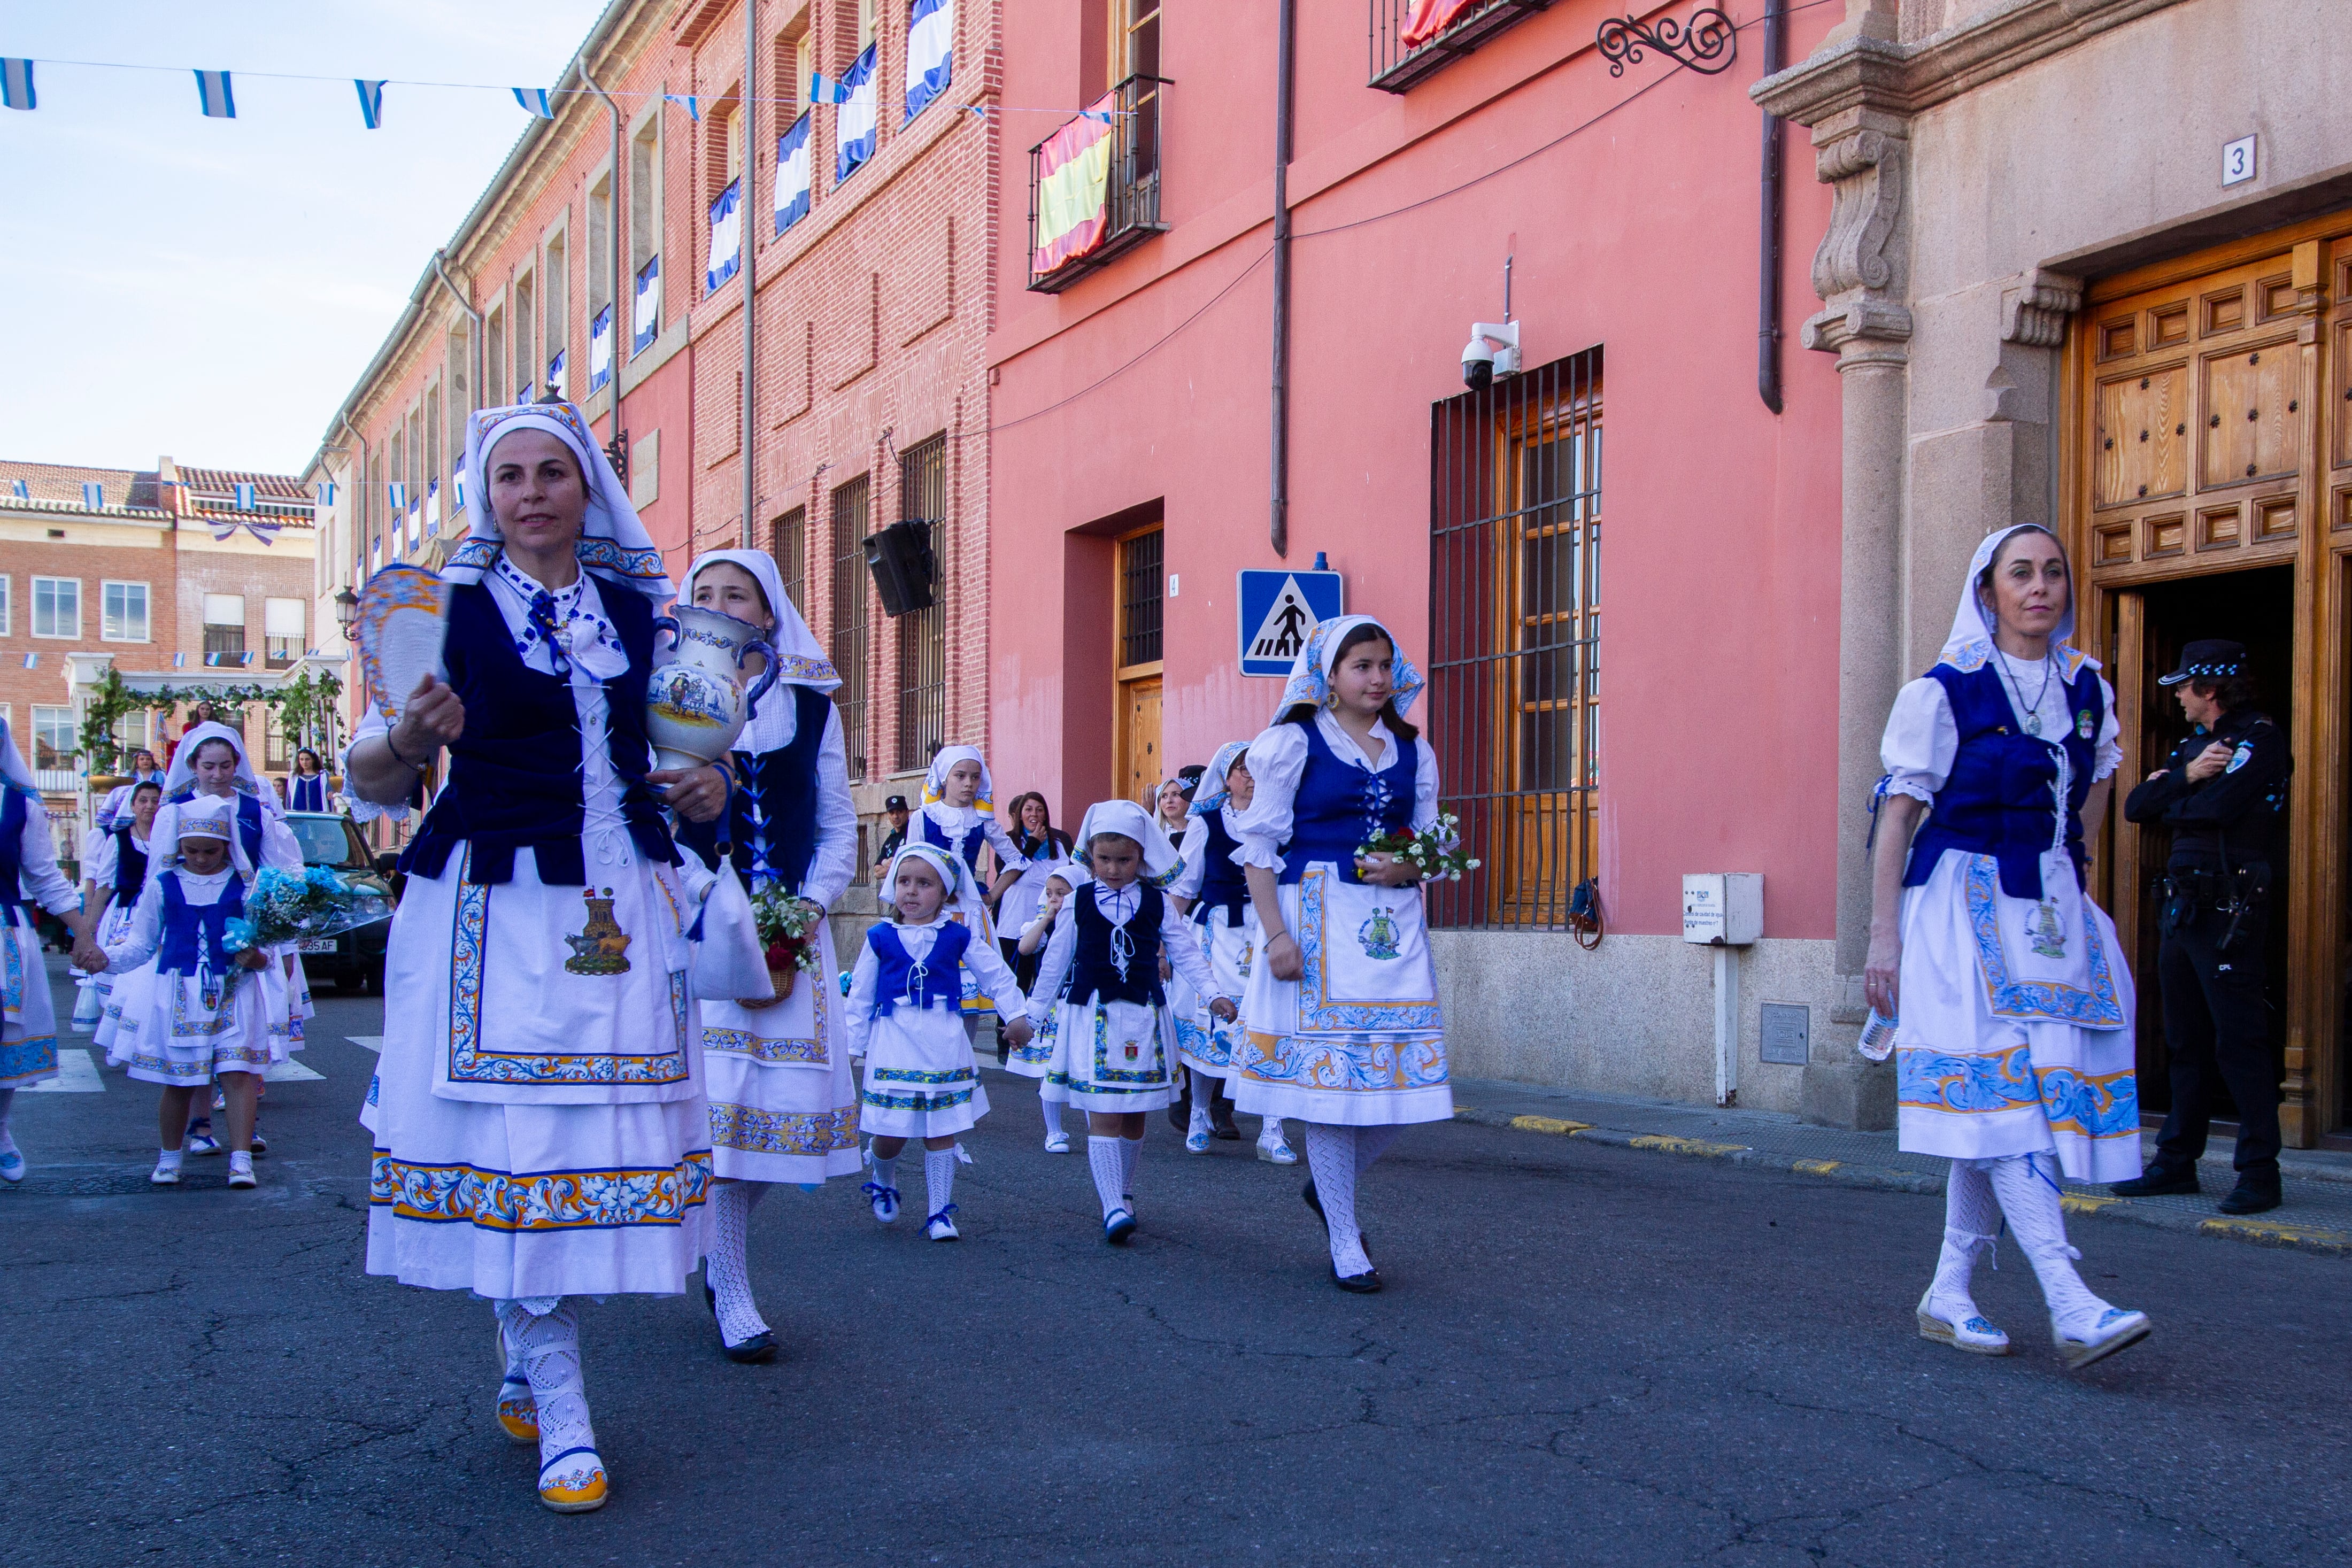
[0,459,165,511]
[174,466,307,501]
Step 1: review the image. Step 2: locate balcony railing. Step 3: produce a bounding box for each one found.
[1027,74,1168,295]
[1370,0,1553,92]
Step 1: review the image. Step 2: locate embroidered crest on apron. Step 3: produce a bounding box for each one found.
[564,887,634,975]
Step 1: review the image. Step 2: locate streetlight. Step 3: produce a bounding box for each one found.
[333,586,359,633]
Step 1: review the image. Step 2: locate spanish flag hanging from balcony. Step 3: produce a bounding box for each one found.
[1032,92,1116,279]
[1400,0,1480,47]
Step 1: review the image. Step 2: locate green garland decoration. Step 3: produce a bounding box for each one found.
[74,666,345,778]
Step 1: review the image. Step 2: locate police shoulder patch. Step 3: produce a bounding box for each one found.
[2227,742,2254,774]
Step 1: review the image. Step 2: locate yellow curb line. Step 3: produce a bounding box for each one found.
[1789,1158,1843,1176]
[1628,1134,1748,1158]
[2061,1194,2123,1215]
[2199,1217,2351,1248]
[1508,1115,1594,1136]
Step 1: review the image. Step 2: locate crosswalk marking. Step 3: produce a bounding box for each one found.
[265,1059,325,1083]
[346,1035,384,1054]
[26,1048,103,1093]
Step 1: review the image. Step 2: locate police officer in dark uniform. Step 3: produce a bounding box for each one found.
[2112,640,2291,1215]
[872,793,910,874]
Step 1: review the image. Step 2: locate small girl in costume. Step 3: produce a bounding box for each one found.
[0,716,96,1185]
[845,843,1031,1240]
[1169,743,1292,1163]
[1005,863,1088,1151]
[670,549,862,1363]
[91,795,291,1189]
[73,778,160,1036]
[1025,801,1236,1243]
[912,746,1029,1038]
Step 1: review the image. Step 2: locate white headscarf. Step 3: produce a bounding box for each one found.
[172,794,235,844]
[164,722,261,799]
[878,839,985,924]
[1938,524,2086,674]
[1189,740,1253,816]
[445,400,673,603]
[923,744,994,814]
[0,715,38,799]
[1274,614,1426,723]
[683,547,842,753]
[1073,799,1184,886]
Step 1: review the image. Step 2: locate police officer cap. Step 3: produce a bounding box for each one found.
[884,794,909,811]
[2156,639,2248,687]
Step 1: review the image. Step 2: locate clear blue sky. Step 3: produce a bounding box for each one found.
[0,0,608,476]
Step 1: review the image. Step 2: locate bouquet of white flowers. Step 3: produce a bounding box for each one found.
[223,866,394,952]
[1356,810,1480,883]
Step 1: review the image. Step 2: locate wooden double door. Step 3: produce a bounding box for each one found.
[2074,213,2352,1145]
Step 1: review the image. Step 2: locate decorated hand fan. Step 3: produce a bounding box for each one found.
[354,565,450,723]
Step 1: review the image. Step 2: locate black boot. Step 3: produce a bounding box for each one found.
[2109,1162,2199,1198]
[1210,1083,1240,1140]
[2216,1170,2282,1215]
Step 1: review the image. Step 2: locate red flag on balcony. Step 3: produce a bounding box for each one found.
[1033,91,1117,278]
[1400,0,1480,47]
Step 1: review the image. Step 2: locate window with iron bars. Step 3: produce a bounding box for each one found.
[829,475,872,782]
[1368,0,1553,91]
[773,505,807,616]
[894,436,947,771]
[1426,347,1601,930]
[1118,527,1163,669]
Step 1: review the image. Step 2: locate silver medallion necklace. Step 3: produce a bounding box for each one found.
[1996,644,2060,736]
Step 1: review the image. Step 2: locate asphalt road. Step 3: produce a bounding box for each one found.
[3,957,2347,1567]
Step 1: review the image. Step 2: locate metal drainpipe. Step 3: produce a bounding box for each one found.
[1756,0,1786,414]
[580,65,627,448]
[429,250,483,426]
[1269,0,1297,558]
[739,0,759,546]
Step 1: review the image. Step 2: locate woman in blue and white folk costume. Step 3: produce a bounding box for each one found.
[669,546,862,1363]
[1025,799,1235,1244]
[1168,741,1294,1163]
[91,795,292,1190]
[913,744,1029,1033]
[348,399,732,1513]
[0,716,96,1185]
[846,841,1030,1241]
[1867,522,2151,1371]
[1229,616,1451,1293]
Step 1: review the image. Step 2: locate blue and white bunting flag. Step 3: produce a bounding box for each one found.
[211,515,281,545]
[9,480,27,500]
[315,481,337,506]
[633,257,661,356]
[836,43,878,183]
[81,481,103,508]
[775,113,812,234]
[513,86,553,118]
[424,478,441,537]
[2,58,34,111]
[21,653,36,670]
[194,69,235,118]
[904,0,954,123]
[387,481,406,512]
[355,79,386,129]
[808,71,851,105]
[589,305,614,391]
[663,93,700,121]
[172,653,188,669]
[547,349,566,398]
[233,481,257,511]
[452,462,468,513]
[706,177,743,291]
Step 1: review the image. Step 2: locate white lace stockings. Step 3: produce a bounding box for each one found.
[499,1300,596,1470]
[706,1183,770,1346]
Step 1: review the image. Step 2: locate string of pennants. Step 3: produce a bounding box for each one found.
[0,27,1120,129]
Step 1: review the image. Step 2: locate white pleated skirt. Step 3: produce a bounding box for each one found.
[703,920,862,1182]
[859,1002,989,1139]
[1176,906,1255,1078]
[0,913,59,1090]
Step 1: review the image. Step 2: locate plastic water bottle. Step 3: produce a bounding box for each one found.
[1856,1009,1898,1062]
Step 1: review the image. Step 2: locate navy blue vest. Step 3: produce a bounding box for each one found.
[157,872,245,975]
[1069,882,1166,1007]
[1190,810,1247,924]
[111,826,149,903]
[919,809,991,878]
[403,577,677,885]
[869,921,971,1016]
[288,772,327,813]
[167,787,263,872]
[1902,658,2105,900]
[0,788,25,912]
[675,684,831,894]
[1277,721,1418,886]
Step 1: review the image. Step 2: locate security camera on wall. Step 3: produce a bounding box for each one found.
[1461,320,1521,391]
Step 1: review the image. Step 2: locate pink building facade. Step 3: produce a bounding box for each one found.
[989,1,1867,1118]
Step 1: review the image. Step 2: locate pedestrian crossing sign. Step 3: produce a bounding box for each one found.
[1237,567,1344,676]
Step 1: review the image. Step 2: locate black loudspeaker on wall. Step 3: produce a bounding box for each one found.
[864,519,938,617]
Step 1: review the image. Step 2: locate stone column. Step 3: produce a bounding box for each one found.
[1796,107,1913,1131]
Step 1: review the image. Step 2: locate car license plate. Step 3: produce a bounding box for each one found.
[298,938,336,954]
